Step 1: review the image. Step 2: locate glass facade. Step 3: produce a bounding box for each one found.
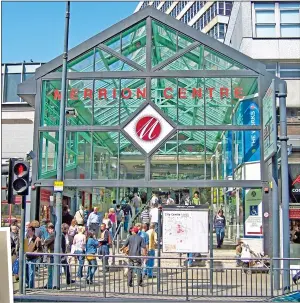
[29,12,273,240]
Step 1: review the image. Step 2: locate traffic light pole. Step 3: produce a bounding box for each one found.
[53,1,70,289]
[19,195,26,294]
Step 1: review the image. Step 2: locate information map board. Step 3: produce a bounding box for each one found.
[162,205,209,254]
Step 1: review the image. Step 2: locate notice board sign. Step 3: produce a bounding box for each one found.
[162,205,209,254]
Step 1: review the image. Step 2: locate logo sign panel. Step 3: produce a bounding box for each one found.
[123,104,173,153]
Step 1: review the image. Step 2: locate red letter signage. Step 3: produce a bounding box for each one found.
[163,88,173,99]
[53,89,61,101]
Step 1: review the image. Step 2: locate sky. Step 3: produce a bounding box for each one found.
[2,1,138,63]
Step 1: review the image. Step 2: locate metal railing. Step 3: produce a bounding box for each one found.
[23,253,300,300]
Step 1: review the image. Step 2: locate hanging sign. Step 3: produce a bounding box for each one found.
[54,181,64,192]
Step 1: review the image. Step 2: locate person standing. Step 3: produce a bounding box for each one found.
[62,206,74,226]
[85,231,99,284]
[150,193,158,207]
[192,191,200,205]
[61,224,75,285]
[75,205,85,226]
[73,226,86,279]
[87,207,101,237]
[140,206,150,229]
[121,226,146,287]
[115,205,124,234]
[68,219,78,244]
[25,225,42,289]
[214,209,226,248]
[102,213,112,230]
[44,223,55,289]
[122,201,132,233]
[150,203,159,233]
[98,223,110,271]
[108,208,117,238]
[132,193,141,216]
[145,223,157,278]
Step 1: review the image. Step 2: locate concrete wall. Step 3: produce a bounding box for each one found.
[2,110,34,160]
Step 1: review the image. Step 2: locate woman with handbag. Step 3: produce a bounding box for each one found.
[85,231,99,284]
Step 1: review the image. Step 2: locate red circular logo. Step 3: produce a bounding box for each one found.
[135,116,161,141]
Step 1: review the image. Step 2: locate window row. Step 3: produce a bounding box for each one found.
[1,71,35,103]
[169,1,189,18]
[160,1,174,13]
[193,2,232,30]
[39,130,261,181]
[254,2,300,38]
[265,62,300,79]
[207,23,228,40]
[180,1,206,24]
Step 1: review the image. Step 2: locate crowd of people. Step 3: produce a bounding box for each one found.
[9,195,162,289]
[9,191,231,289]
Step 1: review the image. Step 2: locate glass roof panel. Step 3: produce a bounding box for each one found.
[95,48,138,72]
[203,47,247,70]
[152,20,177,66]
[103,20,146,69]
[162,45,204,70]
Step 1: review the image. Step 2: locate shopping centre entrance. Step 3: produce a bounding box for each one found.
[18,6,286,253]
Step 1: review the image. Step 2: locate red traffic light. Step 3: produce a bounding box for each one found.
[13,163,28,177]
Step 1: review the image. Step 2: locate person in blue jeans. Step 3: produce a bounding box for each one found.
[85,231,99,284]
[73,226,86,278]
[214,209,226,248]
[98,223,110,271]
[25,225,42,288]
[145,223,157,278]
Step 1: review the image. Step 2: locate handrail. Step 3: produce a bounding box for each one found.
[130,202,148,227]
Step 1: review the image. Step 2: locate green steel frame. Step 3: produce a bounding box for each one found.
[18,7,284,190]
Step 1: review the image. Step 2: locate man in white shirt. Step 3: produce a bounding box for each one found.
[87,207,101,237]
[150,203,159,233]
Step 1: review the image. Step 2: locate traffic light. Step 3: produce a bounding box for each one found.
[11,160,30,196]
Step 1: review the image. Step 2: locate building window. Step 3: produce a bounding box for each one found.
[280,2,300,37]
[152,1,160,9]
[141,1,149,10]
[263,61,300,78]
[279,63,300,78]
[192,2,232,30]
[180,2,206,24]
[160,1,173,12]
[4,73,21,103]
[254,2,300,38]
[207,23,227,40]
[23,73,34,81]
[169,1,188,18]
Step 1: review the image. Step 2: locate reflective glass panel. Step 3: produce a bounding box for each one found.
[39,132,58,179]
[65,132,92,179]
[67,80,93,126]
[120,78,146,123]
[151,134,177,180]
[41,80,61,126]
[178,131,205,180]
[120,134,145,179]
[92,132,118,179]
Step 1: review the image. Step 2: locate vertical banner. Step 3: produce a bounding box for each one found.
[263,80,277,162]
[244,189,263,237]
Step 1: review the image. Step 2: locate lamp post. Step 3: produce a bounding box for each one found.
[53,1,70,290]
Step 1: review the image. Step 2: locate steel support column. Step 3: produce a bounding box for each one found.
[278,81,290,292]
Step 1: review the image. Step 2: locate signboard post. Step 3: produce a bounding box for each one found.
[263,79,277,162]
[162,205,209,254]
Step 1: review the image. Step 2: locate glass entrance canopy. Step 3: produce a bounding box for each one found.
[18,6,278,189]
